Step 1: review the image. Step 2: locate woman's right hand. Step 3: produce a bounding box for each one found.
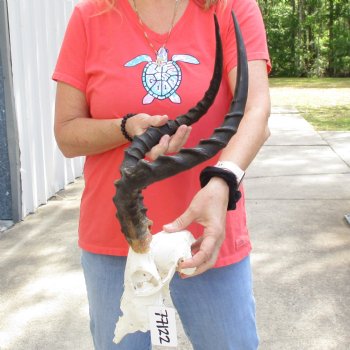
[125,113,192,161]
[54,82,191,158]
[125,113,169,137]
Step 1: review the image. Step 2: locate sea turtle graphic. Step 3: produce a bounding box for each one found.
[125,47,199,104]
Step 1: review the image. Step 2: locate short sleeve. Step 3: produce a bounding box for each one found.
[220,0,271,74]
[52,6,88,92]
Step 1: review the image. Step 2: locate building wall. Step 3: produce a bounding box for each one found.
[0,47,12,219]
[7,0,83,218]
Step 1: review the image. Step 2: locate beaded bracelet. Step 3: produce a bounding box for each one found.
[121,113,136,142]
[199,166,242,210]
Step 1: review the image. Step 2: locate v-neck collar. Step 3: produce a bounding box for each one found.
[120,0,193,43]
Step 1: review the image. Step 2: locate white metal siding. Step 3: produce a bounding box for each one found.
[7,0,83,217]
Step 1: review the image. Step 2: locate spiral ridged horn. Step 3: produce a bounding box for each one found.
[114,12,248,253]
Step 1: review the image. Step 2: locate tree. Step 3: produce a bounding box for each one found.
[257,0,350,77]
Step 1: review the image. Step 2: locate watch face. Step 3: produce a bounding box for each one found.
[215,161,245,183]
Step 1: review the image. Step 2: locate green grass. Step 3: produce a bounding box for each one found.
[269,77,350,89]
[301,105,350,131]
[269,78,350,131]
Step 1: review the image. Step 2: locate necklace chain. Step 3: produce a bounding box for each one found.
[132,0,181,58]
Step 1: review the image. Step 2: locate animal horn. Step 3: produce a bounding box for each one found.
[121,14,223,169]
[114,11,248,253]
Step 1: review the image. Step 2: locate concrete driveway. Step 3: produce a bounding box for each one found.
[1,107,349,350]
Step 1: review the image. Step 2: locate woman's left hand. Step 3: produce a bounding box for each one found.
[163,177,229,276]
[146,124,192,161]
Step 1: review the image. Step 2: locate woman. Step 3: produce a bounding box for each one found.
[53,0,271,349]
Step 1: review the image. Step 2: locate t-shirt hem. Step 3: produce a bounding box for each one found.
[79,240,252,268]
[52,72,86,92]
[227,52,272,74]
[79,240,129,256]
[214,244,252,268]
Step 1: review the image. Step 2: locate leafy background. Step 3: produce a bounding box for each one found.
[258,0,350,77]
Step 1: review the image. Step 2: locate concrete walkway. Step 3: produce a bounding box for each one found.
[245,107,350,350]
[1,108,349,350]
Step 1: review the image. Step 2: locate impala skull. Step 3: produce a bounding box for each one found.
[113,230,195,343]
[113,12,248,343]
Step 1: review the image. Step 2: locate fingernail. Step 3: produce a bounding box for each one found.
[163,223,174,231]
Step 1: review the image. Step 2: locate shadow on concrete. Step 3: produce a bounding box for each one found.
[0,180,93,350]
[1,109,350,350]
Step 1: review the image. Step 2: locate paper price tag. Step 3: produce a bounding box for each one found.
[148,306,178,347]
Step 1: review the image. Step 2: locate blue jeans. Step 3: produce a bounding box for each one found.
[81,251,259,350]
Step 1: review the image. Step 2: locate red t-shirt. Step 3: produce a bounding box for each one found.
[53,0,270,267]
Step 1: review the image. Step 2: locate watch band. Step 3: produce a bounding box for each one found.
[199,166,242,210]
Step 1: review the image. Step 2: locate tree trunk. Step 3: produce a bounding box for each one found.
[297,0,305,75]
[328,0,334,76]
[291,0,296,75]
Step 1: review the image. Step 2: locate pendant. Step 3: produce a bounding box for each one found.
[156,47,168,66]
